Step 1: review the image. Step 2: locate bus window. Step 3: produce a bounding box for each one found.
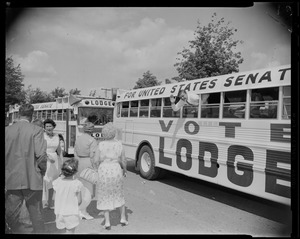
[78,107,113,125]
[47,110,51,119]
[70,109,76,121]
[139,99,149,118]
[14,112,19,120]
[150,98,161,118]
[62,110,67,121]
[116,103,121,118]
[88,114,98,123]
[57,110,62,121]
[182,105,198,118]
[130,100,138,117]
[282,86,291,119]
[163,97,180,118]
[201,92,220,118]
[52,110,57,121]
[250,87,278,119]
[42,110,47,120]
[223,91,246,118]
[121,102,129,117]
[8,113,12,124]
[32,111,37,120]
[35,111,40,119]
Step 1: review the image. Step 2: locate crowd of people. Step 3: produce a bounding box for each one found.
[5,103,128,234]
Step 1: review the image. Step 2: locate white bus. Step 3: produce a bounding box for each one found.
[114,65,291,205]
[7,94,115,155]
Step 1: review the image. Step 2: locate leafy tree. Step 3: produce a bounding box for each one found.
[133,71,161,89]
[165,78,172,84]
[5,56,26,112]
[25,85,54,104]
[268,2,293,33]
[50,87,68,98]
[174,13,244,80]
[69,88,81,95]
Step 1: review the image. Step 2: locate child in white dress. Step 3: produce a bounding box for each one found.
[52,158,83,234]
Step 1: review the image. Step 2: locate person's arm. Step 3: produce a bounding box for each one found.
[34,128,48,176]
[93,147,101,169]
[120,146,127,177]
[89,139,98,169]
[77,190,82,206]
[56,142,64,166]
[170,95,185,111]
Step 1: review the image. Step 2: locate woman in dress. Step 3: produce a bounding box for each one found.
[74,121,98,220]
[94,122,128,230]
[42,118,63,209]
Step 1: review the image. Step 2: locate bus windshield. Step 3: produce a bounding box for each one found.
[78,107,113,125]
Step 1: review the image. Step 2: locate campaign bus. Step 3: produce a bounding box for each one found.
[7,94,115,155]
[114,65,291,205]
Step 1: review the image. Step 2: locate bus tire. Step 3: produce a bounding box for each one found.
[137,145,161,180]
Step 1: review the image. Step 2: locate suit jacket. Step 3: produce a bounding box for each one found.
[5,120,48,190]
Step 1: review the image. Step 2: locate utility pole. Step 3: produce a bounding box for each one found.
[101,88,111,99]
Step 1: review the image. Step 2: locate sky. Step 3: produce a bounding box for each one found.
[6,3,291,97]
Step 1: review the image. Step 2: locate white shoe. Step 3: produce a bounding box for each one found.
[80,211,93,220]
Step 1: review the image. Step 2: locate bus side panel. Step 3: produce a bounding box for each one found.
[116,118,291,205]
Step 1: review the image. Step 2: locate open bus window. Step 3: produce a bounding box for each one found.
[78,107,114,125]
[70,109,76,121]
[182,105,198,118]
[163,97,180,118]
[150,98,161,118]
[201,92,220,118]
[223,90,246,118]
[282,86,291,119]
[250,87,278,119]
[130,100,138,117]
[121,102,129,117]
[139,99,149,118]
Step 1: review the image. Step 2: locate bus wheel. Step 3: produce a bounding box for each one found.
[59,138,67,157]
[137,145,161,180]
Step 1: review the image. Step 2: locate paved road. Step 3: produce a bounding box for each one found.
[17,159,293,236]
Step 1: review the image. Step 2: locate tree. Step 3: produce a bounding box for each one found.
[50,87,68,98]
[133,71,161,89]
[25,85,54,104]
[268,2,293,33]
[69,88,81,95]
[5,56,26,112]
[165,78,172,84]
[174,13,244,80]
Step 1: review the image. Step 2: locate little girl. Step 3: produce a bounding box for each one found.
[52,158,83,234]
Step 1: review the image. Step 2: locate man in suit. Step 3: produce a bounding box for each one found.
[5,104,48,233]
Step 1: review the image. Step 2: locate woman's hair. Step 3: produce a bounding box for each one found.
[61,158,78,177]
[83,121,95,132]
[102,122,116,140]
[177,89,187,97]
[43,118,56,128]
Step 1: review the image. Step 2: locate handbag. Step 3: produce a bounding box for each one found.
[79,167,98,184]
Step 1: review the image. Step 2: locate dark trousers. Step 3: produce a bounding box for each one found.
[5,189,45,233]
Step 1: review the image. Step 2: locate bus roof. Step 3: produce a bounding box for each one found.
[117,65,290,102]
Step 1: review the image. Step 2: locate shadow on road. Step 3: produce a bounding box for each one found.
[126,160,293,234]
